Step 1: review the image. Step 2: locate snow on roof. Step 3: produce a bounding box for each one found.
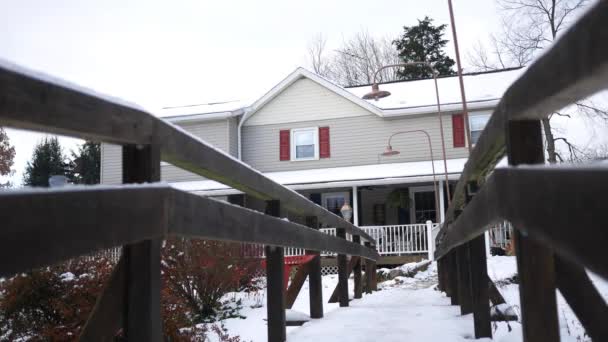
[171,158,468,193]
[347,68,525,111]
[158,99,252,118]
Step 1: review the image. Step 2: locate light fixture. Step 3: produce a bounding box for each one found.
[362,84,391,100]
[340,203,353,222]
[381,145,400,156]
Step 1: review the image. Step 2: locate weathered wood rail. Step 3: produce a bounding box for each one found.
[435,2,608,341]
[0,61,379,341]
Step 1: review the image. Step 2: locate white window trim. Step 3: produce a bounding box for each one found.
[291,127,319,161]
[468,113,491,146]
[321,191,350,211]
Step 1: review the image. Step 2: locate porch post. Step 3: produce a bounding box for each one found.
[438,180,445,223]
[352,186,359,226]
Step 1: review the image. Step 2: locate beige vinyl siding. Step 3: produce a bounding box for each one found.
[244,78,372,127]
[242,111,471,172]
[100,119,231,184]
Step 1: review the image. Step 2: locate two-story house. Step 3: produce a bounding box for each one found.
[100,67,522,264]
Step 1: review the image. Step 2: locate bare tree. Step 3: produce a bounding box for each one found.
[306,30,401,86]
[468,0,605,163]
[307,33,333,79]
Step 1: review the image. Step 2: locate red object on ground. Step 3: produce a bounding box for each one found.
[261,255,316,290]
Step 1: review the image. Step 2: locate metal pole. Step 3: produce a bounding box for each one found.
[431,72,452,204]
[387,130,440,220]
[447,0,473,151]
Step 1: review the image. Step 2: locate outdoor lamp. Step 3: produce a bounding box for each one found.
[362,83,391,101]
[382,145,401,156]
[340,203,353,222]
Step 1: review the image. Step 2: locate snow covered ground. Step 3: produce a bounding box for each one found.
[212,256,607,341]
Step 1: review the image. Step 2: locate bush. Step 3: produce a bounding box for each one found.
[0,240,261,340]
[162,239,262,325]
[0,257,114,340]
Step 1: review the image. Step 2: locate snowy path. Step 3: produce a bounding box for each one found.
[288,286,482,342]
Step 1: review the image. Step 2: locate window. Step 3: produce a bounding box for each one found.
[322,192,349,217]
[291,127,318,160]
[469,114,491,145]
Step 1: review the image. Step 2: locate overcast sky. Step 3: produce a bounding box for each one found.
[1,0,605,185]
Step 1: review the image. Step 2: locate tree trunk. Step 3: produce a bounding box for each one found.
[541,117,557,164]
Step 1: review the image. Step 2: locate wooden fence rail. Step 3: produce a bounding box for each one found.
[434,2,608,342]
[0,53,378,342]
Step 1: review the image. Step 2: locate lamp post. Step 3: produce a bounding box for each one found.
[380,130,439,222]
[363,62,452,204]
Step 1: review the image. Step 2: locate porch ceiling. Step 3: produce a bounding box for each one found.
[171,158,467,195]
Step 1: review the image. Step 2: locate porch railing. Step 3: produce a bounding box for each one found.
[283,224,439,257]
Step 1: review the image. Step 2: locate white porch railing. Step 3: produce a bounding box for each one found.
[361,224,438,255]
[283,224,439,257]
[489,220,513,249]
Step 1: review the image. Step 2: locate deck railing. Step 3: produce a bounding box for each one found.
[433,2,608,341]
[0,62,379,341]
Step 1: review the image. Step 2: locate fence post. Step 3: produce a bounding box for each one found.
[122,144,162,341]
[305,216,323,319]
[353,235,363,299]
[456,244,473,314]
[447,250,459,305]
[426,220,434,261]
[506,120,559,342]
[264,200,286,342]
[469,235,492,338]
[336,228,349,307]
[364,241,373,294]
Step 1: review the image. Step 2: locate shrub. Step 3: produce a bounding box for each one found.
[162,239,262,325]
[0,257,114,340]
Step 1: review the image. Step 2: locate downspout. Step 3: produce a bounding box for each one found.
[237,109,249,160]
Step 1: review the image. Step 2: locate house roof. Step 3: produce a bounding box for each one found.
[157,67,525,123]
[347,67,525,115]
[171,158,468,195]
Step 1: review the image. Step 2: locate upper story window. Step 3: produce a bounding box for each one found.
[291,127,319,160]
[469,114,491,145]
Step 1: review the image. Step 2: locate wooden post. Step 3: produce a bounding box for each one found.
[469,235,492,338]
[265,200,286,342]
[353,235,363,299]
[305,216,323,319]
[122,144,162,341]
[437,257,445,292]
[364,242,373,294]
[371,245,378,291]
[506,120,559,342]
[336,228,349,307]
[447,250,459,305]
[456,244,473,315]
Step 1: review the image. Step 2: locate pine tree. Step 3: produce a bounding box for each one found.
[23,137,68,187]
[68,141,100,185]
[0,128,16,188]
[393,16,456,80]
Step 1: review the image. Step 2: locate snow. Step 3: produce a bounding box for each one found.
[347,68,525,112]
[171,158,467,193]
[60,272,75,282]
[285,309,310,322]
[158,99,252,118]
[211,256,608,341]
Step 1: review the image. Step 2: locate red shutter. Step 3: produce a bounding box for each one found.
[319,126,330,158]
[452,114,465,148]
[279,130,290,161]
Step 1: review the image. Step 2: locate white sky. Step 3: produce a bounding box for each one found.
[0,0,605,185]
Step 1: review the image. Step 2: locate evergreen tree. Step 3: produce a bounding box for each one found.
[68,141,100,185]
[0,128,16,188]
[393,16,456,80]
[23,137,68,187]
